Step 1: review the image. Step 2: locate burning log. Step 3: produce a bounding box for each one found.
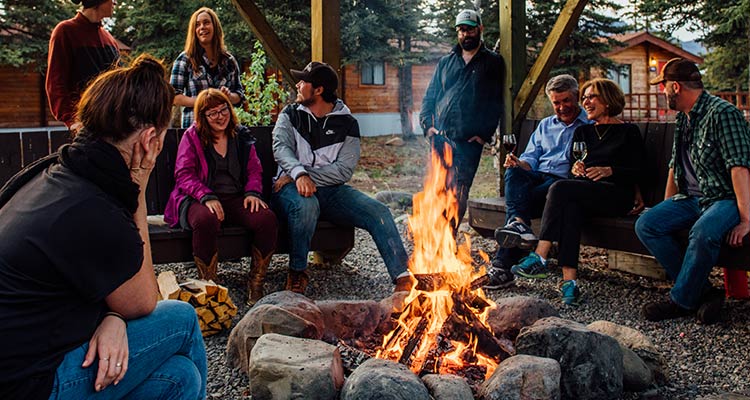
[445,292,515,361]
[398,315,429,366]
[336,340,372,375]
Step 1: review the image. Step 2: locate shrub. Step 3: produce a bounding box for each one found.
[234,41,289,126]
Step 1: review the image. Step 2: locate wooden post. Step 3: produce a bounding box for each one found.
[230,0,296,88]
[311,0,341,76]
[511,0,588,131]
[498,0,526,135]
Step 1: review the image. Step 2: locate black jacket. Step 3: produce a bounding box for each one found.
[419,43,504,143]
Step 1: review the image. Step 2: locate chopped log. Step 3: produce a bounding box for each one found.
[398,315,429,366]
[157,271,181,300]
[336,340,372,375]
[156,274,238,337]
[470,274,490,291]
[448,293,515,361]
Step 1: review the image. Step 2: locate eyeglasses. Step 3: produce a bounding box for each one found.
[580,94,599,102]
[205,106,230,120]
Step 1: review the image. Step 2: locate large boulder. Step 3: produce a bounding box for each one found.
[247,333,344,400]
[478,355,561,400]
[226,291,324,372]
[340,358,431,400]
[516,317,623,400]
[316,300,383,342]
[485,296,560,340]
[587,320,668,384]
[421,374,474,400]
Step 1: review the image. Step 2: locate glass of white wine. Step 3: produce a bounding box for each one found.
[572,141,587,162]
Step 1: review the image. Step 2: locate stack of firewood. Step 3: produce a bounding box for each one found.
[157,271,238,337]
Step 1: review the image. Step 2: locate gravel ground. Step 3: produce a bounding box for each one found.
[154,216,750,400]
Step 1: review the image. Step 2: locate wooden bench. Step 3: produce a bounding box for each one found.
[468,120,750,272]
[145,127,354,265]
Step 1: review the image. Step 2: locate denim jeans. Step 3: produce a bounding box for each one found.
[49,300,207,400]
[635,197,740,309]
[493,167,559,268]
[272,183,408,282]
[431,134,484,229]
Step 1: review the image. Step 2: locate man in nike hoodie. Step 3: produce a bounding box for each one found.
[272,62,414,295]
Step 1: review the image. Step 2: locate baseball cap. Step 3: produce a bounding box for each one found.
[291,62,338,93]
[455,9,481,27]
[650,58,702,85]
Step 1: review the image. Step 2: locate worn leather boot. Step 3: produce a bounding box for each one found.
[247,247,273,306]
[285,270,309,295]
[194,253,219,282]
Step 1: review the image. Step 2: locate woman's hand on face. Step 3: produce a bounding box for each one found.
[82,315,129,392]
[244,195,268,213]
[205,199,225,221]
[130,128,163,189]
[585,166,613,181]
[571,161,586,177]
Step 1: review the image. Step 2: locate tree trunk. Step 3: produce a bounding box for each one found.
[398,36,415,140]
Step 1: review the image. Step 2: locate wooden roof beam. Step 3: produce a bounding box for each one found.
[512,0,588,131]
[311,0,340,74]
[230,0,296,87]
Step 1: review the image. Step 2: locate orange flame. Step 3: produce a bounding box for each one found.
[376,142,497,378]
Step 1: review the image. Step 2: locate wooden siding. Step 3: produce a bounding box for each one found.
[342,62,437,114]
[0,65,58,128]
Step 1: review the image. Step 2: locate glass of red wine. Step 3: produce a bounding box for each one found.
[502,134,516,155]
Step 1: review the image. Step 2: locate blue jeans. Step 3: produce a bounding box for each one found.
[493,167,559,268]
[272,183,408,282]
[49,300,207,400]
[635,197,740,309]
[431,135,484,229]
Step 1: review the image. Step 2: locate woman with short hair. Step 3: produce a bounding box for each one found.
[0,54,206,399]
[503,78,646,306]
[171,7,245,128]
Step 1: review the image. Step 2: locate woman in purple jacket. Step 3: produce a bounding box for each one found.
[164,88,277,305]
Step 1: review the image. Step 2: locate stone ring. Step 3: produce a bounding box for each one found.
[102,357,110,362]
[116,362,122,368]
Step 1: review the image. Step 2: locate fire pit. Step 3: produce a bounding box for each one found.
[376,143,514,379]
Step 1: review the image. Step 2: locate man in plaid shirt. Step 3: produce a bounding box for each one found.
[636,58,750,324]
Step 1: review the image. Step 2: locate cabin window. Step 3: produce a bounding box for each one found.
[609,64,631,94]
[361,62,385,85]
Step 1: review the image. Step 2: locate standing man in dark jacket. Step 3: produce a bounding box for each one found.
[419,9,503,228]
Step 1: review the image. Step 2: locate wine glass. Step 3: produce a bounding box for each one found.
[502,134,517,155]
[572,141,587,162]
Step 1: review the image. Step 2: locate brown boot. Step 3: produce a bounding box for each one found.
[247,247,273,306]
[285,270,309,295]
[194,253,219,282]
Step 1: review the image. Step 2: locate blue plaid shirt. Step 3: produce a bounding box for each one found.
[170,50,245,128]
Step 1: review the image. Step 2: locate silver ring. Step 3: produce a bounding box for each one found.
[116,363,122,368]
[102,358,110,362]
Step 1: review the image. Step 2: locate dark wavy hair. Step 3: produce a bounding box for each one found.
[75,54,174,142]
[194,88,238,147]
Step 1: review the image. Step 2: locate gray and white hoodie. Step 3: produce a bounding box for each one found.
[272,100,360,187]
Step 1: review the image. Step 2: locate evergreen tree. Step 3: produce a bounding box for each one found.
[0,0,77,69]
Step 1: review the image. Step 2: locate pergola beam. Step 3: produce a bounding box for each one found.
[512,0,588,130]
[499,0,526,135]
[311,0,341,74]
[230,0,296,87]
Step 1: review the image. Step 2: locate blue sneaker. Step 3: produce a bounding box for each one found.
[494,221,538,250]
[560,280,581,306]
[510,252,548,279]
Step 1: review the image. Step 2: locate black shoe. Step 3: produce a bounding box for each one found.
[642,298,694,322]
[696,287,724,325]
[494,221,538,250]
[484,267,516,289]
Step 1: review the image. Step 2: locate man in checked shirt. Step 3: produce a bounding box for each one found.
[636,58,750,324]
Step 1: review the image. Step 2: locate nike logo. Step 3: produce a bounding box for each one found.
[325,129,335,135]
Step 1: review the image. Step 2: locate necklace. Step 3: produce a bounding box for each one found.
[594,124,611,140]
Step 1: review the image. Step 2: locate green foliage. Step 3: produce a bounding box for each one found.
[633,0,749,91]
[234,41,288,127]
[526,0,630,79]
[0,0,77,69]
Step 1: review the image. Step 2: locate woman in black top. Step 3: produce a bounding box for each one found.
[510,78,646,306]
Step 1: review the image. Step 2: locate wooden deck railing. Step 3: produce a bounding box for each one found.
[623,91,750,122]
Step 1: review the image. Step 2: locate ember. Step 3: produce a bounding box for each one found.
[376,142,514,379]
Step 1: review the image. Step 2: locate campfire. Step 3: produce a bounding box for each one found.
[376,142,514,379]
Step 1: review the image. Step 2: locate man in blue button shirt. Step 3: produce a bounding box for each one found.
[485,74,591,289]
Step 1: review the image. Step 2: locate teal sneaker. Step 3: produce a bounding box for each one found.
[510,252,548,279]
[560,280,581,306]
